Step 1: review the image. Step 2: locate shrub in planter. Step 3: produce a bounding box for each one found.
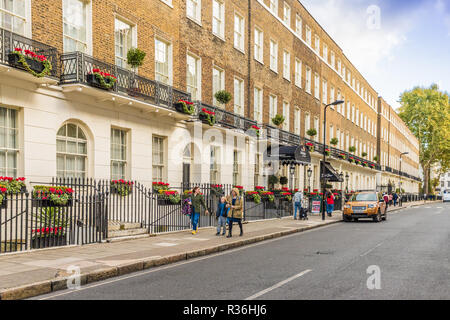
[348,157,355,164]
[158,190,181,204]
[330,138,339,146]
[175,100,196,115]
[373,156,379,162]
[349,146,356,153]
[32,186,74,206]
[199,108,216,126]
[0,176,27,194]
[271,114,285,127]
[355,159,362,165]
[281,192,292,202]
[87,68,117,90]
[362,161,368,167]
[307,128,317,140]
[210,184,224,197]
[111,179,133,196]
[369,163,376,169]
[127,47,146,72]
[255,186,265,193]
[31,206,68,248]
[214,90,232,105]
[8,48,52,78]
[245,191,261,204]
[362,152,368,158]
[260,191,275,202]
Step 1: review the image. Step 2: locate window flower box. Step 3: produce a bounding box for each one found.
[157,190,181,205]
[111,180,134,196]
[31,230,67,249]
[349,157,355,164]
[174,100,196,115]
[324,148,331,156]
[0,187,7,209]
[233,185,244,196]
[306,142,315,152]
[281,192,292,202]
[260,191,275,203]
[338,153,347,160]
[250,125,261,138]
[245,191,261,204]
[8,48,52,78]
[210,184,224,197]
[152,181,170,193]
[86,68,117,90]
[199,108,216,126]
[32,186,74,207]
[362,162,368,167]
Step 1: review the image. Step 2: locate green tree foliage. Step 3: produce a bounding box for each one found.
[398,84,450,195]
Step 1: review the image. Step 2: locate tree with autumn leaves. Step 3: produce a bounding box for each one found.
[398,84,450,195]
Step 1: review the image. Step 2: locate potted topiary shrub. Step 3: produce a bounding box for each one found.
[214,90,232,106]
[127,47,146,96]
[349,146,356,154]
[373,156,379,162]
[268,175,279,190]
[362,152,368,158]
[279,176,288,186]
[307,128,317,140]
[271,114,285,128]
[330,138,339,146]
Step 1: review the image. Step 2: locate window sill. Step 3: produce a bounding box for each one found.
[254,58,264,66]
[234,46,245,55]
[159,0,174,8]
[213,33,225,42]
[186,16,202,27]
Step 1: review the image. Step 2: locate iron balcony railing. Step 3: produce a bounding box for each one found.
[196,101,257,133]
[0,28,58,78]
[60,51,191,111]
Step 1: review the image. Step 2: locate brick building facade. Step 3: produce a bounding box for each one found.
[0,0,420,193]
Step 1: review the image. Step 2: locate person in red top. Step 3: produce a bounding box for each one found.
[326,190,335,217]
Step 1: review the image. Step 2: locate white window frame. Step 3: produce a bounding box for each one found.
[155,37,172,85]
[304,112,310,136]
[56,123,88,179]
[234,77,244,116]
[63,0,92,54]
[212,0,225,39]
[282,101,290,131]
[186,52,201,101]
[114,17,137,70]
[314,35,320,53]
[269,0,278,15]
[283,2,291,26]
[212,65,225,107]
[0,0,31,37]
[186,0,201,24]
[322,79,327,104]
[314,73,320,100]
[269,94,277,120]
[305,25,311,46]
[294,107,301,135]
[294,58,302,88]
[283,50,290,81]
[110,127,128,180]
[270,39,278,72]
[323,43,328,61]
[254,87,263,123]
[0,106,19,177]
[254,27,264,63]
[152,136,166,182]
[305,66,312,94]
[234,12,245,52]
[295,14,302,37]
[331,51,335,69]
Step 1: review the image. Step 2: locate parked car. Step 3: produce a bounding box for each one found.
[443,190,450,203]
[343,191,387,222]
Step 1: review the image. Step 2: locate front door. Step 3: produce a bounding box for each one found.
[183,163,190,190]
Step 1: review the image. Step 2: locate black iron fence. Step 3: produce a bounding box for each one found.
[0,27,59,78]
[0,192,107,254]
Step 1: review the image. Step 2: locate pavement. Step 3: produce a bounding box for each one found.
[0,200,439,300]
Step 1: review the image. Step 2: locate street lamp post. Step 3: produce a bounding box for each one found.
[345,172,350,193]
[339,172,344,210]
[289,164,296,191]
[321,100,345,221]
[307,167,312,192]
[399,152,409,206]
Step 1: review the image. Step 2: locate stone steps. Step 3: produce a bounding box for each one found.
[107,221,148,241]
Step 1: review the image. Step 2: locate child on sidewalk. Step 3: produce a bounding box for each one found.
[216,196,229,236]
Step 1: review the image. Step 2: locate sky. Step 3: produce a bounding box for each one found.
[300,0,450,110]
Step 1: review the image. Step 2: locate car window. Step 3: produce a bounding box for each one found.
[350,193,377,202]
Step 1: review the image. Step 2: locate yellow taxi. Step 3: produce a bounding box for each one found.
[343,191,387,222]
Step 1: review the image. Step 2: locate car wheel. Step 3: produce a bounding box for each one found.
[343,215,351,222]
[382,211,387,221]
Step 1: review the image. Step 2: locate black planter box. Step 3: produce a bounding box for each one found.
[8,53,46,74]
[199,113,215,125]
[32,198,73,207]
[86,73,114,90]
[31,235,67,249]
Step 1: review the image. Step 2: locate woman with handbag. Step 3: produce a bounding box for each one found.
[226,188,244,238]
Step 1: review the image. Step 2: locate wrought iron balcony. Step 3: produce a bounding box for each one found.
[196,102,257,133]
[0,28,58,78]
[60,52,191,110]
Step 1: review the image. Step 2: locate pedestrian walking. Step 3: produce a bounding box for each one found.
[389,193,393,206]
[215,196,229,236]
[383,192,389,207]
[326,189,335,217]
[188,187,209,235]
[293,189,303,220]
[226,188,243,238]
[393,192,398,206]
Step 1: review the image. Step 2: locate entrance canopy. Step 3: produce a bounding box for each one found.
[264,145,311,166]
[321,161,343,182]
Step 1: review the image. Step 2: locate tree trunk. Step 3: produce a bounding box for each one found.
[423,165,430,196]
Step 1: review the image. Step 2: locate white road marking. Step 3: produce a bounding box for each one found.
[245,269,312,300]
[360,242,384,257]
